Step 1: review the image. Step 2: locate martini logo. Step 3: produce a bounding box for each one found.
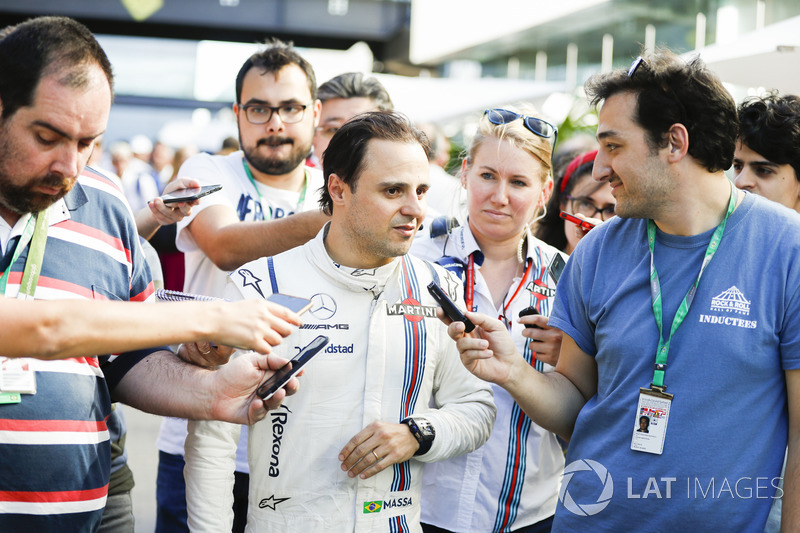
[386,298,437,323]
[526,279,555,299]
[363,500,382,513]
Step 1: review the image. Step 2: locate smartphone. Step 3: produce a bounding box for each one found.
[256,335,329,400]
[519,306,542,329]
[427,282,475,333]
[560,211,596,231]
[267,293,313,315]
[547,254,566,285]
[162,184,222,204]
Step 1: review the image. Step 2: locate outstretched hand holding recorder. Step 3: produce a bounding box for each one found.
[427,282,475,333]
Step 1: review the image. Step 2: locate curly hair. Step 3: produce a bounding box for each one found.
[585,48,737,173]
[235,38,316,104]
[738,91,800,182]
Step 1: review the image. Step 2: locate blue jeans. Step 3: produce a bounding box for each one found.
[156,451,249,533]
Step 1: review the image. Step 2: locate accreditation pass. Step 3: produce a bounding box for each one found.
[630,387,673,455]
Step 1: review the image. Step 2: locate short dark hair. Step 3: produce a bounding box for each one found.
[319,111,429,215]
[585,48,737,173]
[235,38,316,104]
[317,72,393,111]
[738,92,800,182]
[0,16,114,120]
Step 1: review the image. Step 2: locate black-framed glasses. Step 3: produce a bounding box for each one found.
[484,108,558,146]
[566,195,615,221]
[240,103,310,125]
[627,56,645,78]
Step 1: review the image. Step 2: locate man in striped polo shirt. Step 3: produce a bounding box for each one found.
[0,16,295,532]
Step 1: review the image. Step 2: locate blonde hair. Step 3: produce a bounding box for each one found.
[464,103,554,184]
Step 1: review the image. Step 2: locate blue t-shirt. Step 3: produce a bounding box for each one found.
[548,192,800,532]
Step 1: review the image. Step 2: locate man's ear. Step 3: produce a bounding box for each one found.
[328,173,346,207]
[666,124,689,162]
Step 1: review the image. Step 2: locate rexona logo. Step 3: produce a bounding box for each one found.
[362,498,413,514]
[386,298,437,323]
[268,405,291,477]
[559,459,614,516]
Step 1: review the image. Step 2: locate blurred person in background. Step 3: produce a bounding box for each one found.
[733,91,800,533]
[110,139,160,212]
[734,92,800,212]
[413,106,564,533]
[417,121,461,218]
[535,150,615,254]
[312,71,393,165]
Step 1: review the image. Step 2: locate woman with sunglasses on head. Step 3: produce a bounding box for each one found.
[412,105,565,533]
[535,150,616,254]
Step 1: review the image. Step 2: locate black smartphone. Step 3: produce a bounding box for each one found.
[519,306,542,329]
[162,184,222,204]
[548,254,566,285]
[267,293,313,315]
[560,211,596,231]
[255,335,329,400]
[427,281,475,333]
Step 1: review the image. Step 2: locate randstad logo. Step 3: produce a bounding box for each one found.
[559,459,614,516]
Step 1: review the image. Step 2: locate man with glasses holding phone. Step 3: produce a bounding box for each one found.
[447,48,800,531]
[155,39,328,532]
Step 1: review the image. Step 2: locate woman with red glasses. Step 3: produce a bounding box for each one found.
[535,149,615,254]
[413,105,564,533]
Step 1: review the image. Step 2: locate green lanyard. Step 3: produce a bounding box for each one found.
[0,210,50,299]
[242,158,308,221]
[648,181,737,391]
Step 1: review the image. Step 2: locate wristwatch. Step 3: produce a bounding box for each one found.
[401,417,435,456]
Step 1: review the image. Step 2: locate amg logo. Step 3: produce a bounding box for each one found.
[386,303,437,318]
[269,405,290,477]
[300,323,350,330]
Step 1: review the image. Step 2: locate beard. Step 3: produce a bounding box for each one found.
[241,134,312,176]
[0,171,74,215]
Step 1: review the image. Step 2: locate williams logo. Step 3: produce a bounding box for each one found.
[387,298,437,323]
[710,286,750,315]
[526,279,556,299]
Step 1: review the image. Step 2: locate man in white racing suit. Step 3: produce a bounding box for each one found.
[184,111,496,532]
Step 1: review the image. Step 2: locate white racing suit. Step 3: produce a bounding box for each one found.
[184,228,496,532]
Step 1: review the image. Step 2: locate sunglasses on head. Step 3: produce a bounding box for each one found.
[484,108,558,146]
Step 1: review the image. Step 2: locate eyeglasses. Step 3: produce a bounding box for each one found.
[566,195,615,220]
[484,108,558,146]
[627,56,645,78]
[315,124,341,138]
[240,103,310,125]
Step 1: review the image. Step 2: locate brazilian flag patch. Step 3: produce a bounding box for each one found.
[363,500,382,513]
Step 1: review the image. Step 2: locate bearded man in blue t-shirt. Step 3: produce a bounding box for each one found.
[442,48,800,532]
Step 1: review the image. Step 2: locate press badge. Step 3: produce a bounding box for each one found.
[0,357,37,396]
[630,387,673,455]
